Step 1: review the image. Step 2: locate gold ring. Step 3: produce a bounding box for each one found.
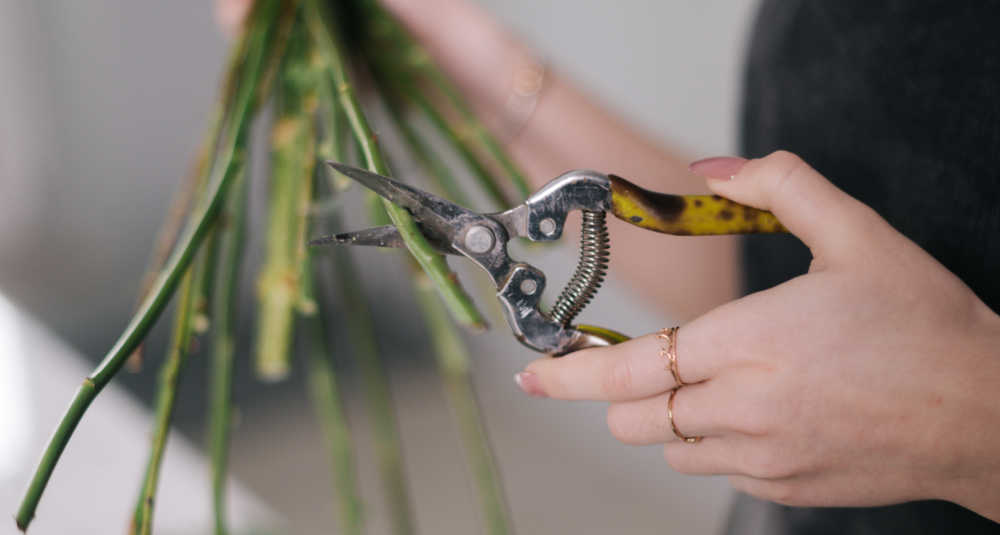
[668,388,702,444]
[657,326,687,387]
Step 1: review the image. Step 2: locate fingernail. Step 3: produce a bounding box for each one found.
[514,372,546,397]
[689,156,748,180]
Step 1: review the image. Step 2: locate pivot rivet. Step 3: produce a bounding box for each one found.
[519,278,538,296]
[465,225,495,253]
[539,217,557,237]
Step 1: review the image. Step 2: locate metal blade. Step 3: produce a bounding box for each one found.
[325,162,475,240]
[309,225,459,256]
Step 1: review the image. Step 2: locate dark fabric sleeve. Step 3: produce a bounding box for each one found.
[734,0,1000,533]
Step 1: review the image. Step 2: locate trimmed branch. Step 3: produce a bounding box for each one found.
[14,1,295,529]
[303,0,487,331]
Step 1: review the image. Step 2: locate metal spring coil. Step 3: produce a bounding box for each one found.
[549,210,610,326]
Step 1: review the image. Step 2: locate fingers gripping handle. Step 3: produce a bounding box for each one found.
[608,174,787,235]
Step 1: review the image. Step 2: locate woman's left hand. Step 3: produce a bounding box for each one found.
[516,151,1000,521]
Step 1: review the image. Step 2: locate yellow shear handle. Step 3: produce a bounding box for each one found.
[575,324,630,344]
[554,176,785,356]
[555,324,631,355]
[608,174,787,235]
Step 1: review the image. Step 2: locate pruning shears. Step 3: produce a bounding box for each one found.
[313,163,786,355]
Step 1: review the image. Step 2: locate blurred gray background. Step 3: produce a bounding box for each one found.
[0,0,759,533]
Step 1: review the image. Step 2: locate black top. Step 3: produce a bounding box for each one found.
[735,1,1000,533]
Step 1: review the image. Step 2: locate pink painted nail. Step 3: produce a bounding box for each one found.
[514,372,547,397]
[689,156,748,180]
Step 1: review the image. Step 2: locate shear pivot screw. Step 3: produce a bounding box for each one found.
[519,278,538,296]
[539,217,557,237]
[465,225,495,253]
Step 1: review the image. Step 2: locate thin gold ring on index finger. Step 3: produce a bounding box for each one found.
[657,326,688,387]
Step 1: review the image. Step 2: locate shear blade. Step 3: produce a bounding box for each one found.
[325,162,474,235]
[309,225,459,256]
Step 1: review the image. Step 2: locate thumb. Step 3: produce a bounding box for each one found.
[690,150,878,261]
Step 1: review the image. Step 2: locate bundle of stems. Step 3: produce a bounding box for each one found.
[15,1,525,534]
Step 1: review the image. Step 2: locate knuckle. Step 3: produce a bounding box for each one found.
[733,406,771,436]
[764,151,808,196]
[601,356,634,399]
[741,446,797,480]
[764,149,804,169]
[744,390,781,434]
[722,377,776,436]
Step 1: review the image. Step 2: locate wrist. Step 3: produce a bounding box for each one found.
[940,304,1000,522]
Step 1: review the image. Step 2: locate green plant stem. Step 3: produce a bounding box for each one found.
[365,40,510,209]
[172,108,225,339]
[255,21,319,380]
[189,230,220,333]
[292,137,319,316]
[303,0,486,331]
[332,242,414,535]
[127,167,199,371]
[381,89,471,207]
[127,16,257,370]
[318,76,415,528]
[14,2,293,530]
[299,56,367,534]
[132,143,209,314]
[395,80,510,209]
[302,307,363,535]
[309,10,507,531]
[316,97,350,194]
[359,1,531,201]
[371,31,513,525]
[206,156,249,535]
[302,258,363,534]
[127,109,222,370]
[423,66,531,200]
[131,271,198,535]
[327,85,415,529]
[412,273,512,535]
